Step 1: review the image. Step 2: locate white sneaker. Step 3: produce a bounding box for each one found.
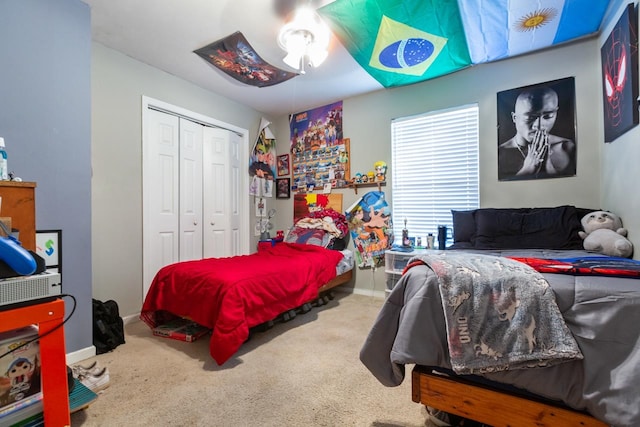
[71,361,102,379]
[426,407,453,427]
[79,367,110,393]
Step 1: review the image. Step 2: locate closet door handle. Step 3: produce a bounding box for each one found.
[210,222,215,226]
[193,221,198,226]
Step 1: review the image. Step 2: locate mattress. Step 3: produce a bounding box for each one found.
[360,249,640,427]
[142,243,348,365]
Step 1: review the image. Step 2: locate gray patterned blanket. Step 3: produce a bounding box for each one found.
[409,252,583,374]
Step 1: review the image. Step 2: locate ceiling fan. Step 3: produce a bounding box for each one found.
[274,0,332,74]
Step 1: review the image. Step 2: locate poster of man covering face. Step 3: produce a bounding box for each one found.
[497,77,577,181]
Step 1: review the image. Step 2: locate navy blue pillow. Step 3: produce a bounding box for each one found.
[473,206,584,250]
[451,210,477,243]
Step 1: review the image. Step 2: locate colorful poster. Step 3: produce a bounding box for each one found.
[290,101,349,190]
[601,3,639,143]
[194,31,297,87]
[293,193,343,223]
[249,118,277,196]
[290,101,343,152]
[345,191,393,268]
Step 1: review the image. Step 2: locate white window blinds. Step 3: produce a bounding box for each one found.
[391,104,479,245]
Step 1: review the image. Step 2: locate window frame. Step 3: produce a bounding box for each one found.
[390,103,480,247]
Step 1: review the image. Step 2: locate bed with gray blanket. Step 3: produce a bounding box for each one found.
[360,206,640,426]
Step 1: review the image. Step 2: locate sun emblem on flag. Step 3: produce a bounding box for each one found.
[514,8,559,32]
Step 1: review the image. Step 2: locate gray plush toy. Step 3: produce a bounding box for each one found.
[578,210,633,258]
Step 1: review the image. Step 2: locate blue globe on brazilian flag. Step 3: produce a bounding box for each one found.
[318,0,471,88]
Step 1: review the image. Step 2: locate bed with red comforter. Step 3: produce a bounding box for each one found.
[141,242,346,365]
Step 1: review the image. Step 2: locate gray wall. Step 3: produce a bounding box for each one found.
[0,0,92,353]
[271,35,618,296]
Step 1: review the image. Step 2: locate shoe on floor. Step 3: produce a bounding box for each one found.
[78,367,110,393]
[71,361,101,379]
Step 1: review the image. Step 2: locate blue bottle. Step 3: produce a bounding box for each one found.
[437,226,447,250]
[0,137,7,180]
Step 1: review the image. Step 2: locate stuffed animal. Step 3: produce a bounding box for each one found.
[578,210,633,258]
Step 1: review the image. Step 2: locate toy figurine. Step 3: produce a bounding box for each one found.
[374,161,387,182]
[367,171,375,182]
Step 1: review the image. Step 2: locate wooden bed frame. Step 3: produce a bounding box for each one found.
[318,269,353,293]
[254,269,353,325]
[411,365,607,427]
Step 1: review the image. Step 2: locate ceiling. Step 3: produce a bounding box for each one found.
[83,0,382,116]
[84,0,615,117]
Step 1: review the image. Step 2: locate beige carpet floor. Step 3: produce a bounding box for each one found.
[70,292,435,427]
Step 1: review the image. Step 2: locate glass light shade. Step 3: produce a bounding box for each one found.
[283,51,303,70]
[277,5,331,72]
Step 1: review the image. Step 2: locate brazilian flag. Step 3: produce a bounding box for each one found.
[318,0,471,88]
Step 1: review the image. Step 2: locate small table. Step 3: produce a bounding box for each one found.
[0,299,70,426]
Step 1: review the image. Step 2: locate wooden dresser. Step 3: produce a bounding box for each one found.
[0,181,36,251]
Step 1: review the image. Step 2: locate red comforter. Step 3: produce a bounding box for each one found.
[140,243,344,365]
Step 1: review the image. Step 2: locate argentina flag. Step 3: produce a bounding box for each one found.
[318,0,472,88]
[459,0,611,64]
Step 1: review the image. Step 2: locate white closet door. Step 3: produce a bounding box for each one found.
[143,100,247,301]
[228,130,242,256]
[179,118,203,261]
[144,109,180,298]
[203,127,240,258]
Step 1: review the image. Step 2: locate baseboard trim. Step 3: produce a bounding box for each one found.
[123,313,140,325]
[66,345,96,365]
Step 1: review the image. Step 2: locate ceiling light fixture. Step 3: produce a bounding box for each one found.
[277,5,330,74]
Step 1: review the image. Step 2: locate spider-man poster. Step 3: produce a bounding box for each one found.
[601,3,639,143]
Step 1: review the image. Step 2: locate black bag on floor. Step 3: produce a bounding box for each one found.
[92,298,125,354]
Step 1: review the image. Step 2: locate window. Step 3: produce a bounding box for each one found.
[391,104,479,246]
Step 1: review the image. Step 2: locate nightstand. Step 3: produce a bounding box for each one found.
[385,248,430,296]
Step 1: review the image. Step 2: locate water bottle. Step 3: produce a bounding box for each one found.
[427,233,434,249]
[0,138,7,180]
[437,226,447,250]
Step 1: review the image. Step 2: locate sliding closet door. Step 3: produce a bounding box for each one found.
[144,106,243,299]
[178,118,203,261]
[144,109,180,298]
[202,127,241,258]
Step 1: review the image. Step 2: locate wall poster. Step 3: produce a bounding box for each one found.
[289,101,349,192]
[601,3,639,143]
[249,117,276,197]
[276,178,291,199]
[277,154,290,176]
[497,77,577,181]
[293,193,343,223]
[194,31,298,87]
[345,191,392,268]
